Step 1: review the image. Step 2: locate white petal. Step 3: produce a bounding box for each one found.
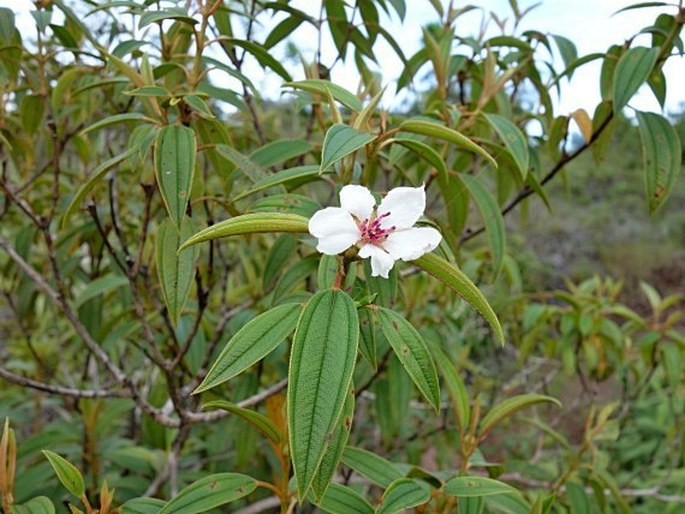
[358,244,396,278]
[377,184,426,230]
[308,207,360,255]
[339,184,375,221]
[381,227,442,261]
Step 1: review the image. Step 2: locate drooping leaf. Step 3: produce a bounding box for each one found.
[376,478,431,514]
[342,446,402,488]
[399,119,497,169]
[158,473,256,514]
[194,303,301,392]
[457,174,505,279]
[202,401,282,444]
[249,139,312,167]
[283,80,363,111]
[220,38,292,81]
[121,498,166,514]
[312,483,374,514]
[320,124,375,173]
[42,451,85,497]
[612,47,659,113]
[179,213,309,252]
[483,114,529,179]
[412,253,503,344]
[432,347,470,434]
[156,217,199,324]
[61,147,138,229]
[138,7,197,29]
[288,289,359,498]
[376,308,441,412]
[479,394,561,438]
[636,110,682,213]
[154,124,197,228]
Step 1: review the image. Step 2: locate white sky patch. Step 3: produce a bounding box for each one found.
[2,0,683,118]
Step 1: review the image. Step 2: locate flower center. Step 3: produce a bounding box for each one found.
[359,212,395,245]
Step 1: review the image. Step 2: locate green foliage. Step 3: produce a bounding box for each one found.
[0,0,683,512]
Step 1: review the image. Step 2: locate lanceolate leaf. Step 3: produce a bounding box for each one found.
[158,473,256,514]
[194,303,302,392]
[61,147,137,229]
[288,289,359,498]
[443,476,517,498]
[412,253,504,344]
[478,394,561,439]
[232,165,325,201]
[311,389,355,499]
[156,217,199,324]
[635,111,682,213]
[399,119,497,169]
[219,38,292,81]
[179,213,309,252]
[154,124,197,228]
[457,174,505,279]
[432,347,470,434]
[320,124,375,172]
[376,307,440,411]
[202,401,283,444]
[42,451,85,497]
[483,113,529,179]
[612,47,659,113]
[313,483,374,514]
[120,498,166,514]
[249,139,312,167]
[377,478,431,514]
[283,79,362,111]
[342,446,402,488]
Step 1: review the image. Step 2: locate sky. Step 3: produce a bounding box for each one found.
[1,0,683,118]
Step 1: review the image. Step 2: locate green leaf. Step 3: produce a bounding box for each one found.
[221,38,292,81]
[432,347,470,434]
[12,497,55,514]
[249,139,313,167]
[479,394,561,438]
[73,274,129,309]
[392,138,447,178]
[342,447,402,488]
[483,114,529,179]
[485,494,531,514]
[313,483,374,514]
[183,94,215,118]
[80,112,155,137]
[358,307,378,369]
[194,303,301,392]
[443,476,517,498]
[138,8,198,29]
[158,473,256,514]
[179,213,309,252]
[202,400,282,444]
[412,253,503,344]
[320,124,375,172]
[216,144,268,182]
[264,15,304,49]
[121,498,166,514]
[399,119,497,169]
[20,95,45,136]
[264,234,296,288]
[377,478,431,513]
[42,450,85,497]
[551,35,578,77]
[154,125,196,228]
[156,217,199,324]
[612,2,670,15]
[283,80,363,111]
[636,111,682,213]
[566,481,591,514]
[233,165,325,201]
[376,308,440,411]
[612,47,659,112]
[311,389,355,499]
[288,289,359,498]
[457,174,505,279]
[317,254,340,290]
[249,194,321,218]
[124,85,170,97]
[61,147,138,229]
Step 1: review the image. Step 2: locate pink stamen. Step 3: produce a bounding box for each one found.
[359,212,395,244]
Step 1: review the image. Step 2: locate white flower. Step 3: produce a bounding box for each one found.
[308,184,442,279]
